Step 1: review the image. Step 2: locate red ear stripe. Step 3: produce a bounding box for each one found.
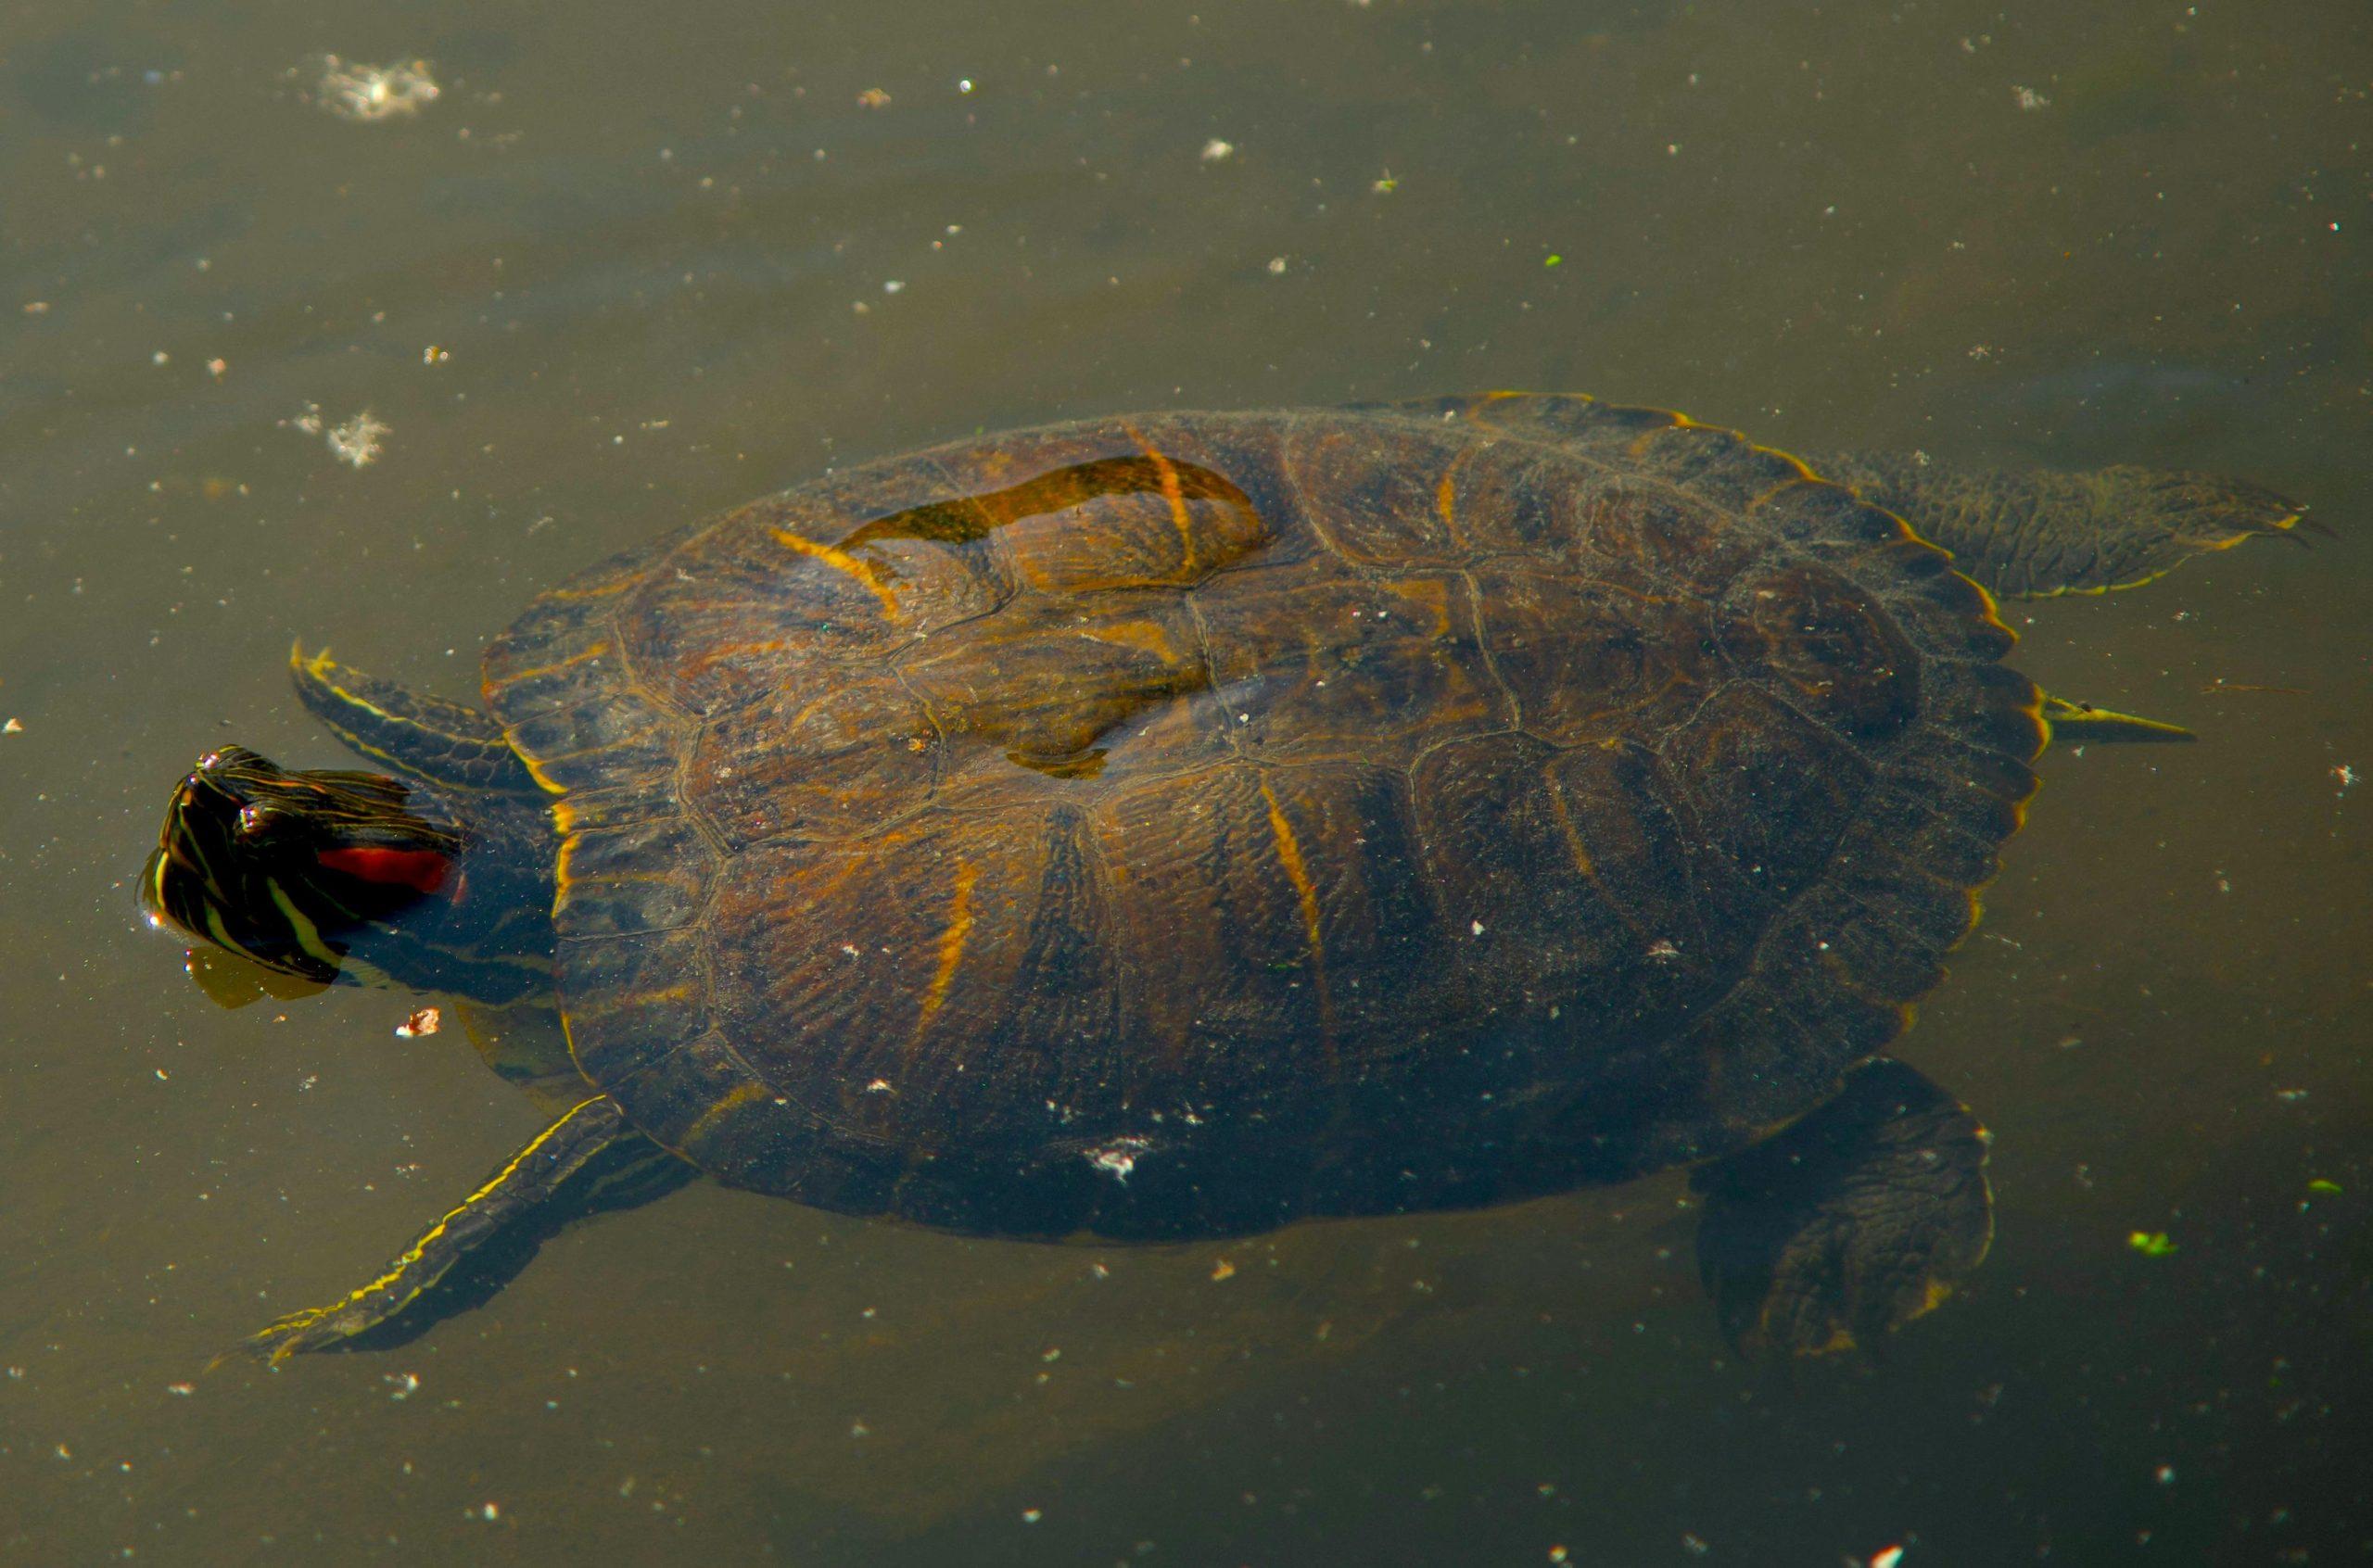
[316,846,453,895]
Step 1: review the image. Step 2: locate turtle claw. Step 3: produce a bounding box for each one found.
[1693,1058,1994,1359]
[250,1309,361,1364]
[207,1303,374,1372]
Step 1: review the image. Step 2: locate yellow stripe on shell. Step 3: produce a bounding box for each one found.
[1123,424,1201,574]
[771,526,904,623]
[677,1080,770,1147]
[917,858,979,1031]
[1257,778,1334,1040]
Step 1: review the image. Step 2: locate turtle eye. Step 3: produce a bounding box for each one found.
[237,803,276,838]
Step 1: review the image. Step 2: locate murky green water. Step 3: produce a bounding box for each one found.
[5,1,2368,1562]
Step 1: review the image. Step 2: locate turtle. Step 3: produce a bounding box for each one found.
[139,393,2306,1363]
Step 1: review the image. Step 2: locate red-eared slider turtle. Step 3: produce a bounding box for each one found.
[141,394,2304,1361]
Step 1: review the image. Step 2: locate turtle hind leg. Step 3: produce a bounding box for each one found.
[290,641,539,795]
[1807,453,2306,601]
[229,1095,684,1365]
[1691,1058,1993,1359]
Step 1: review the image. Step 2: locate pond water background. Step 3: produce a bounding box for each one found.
[3,1,2369,1562]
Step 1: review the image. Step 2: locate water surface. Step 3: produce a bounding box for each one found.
[3,1,2368,1562]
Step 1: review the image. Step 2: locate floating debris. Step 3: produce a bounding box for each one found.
[1870,1549,1906,1568]
[312,56,441,122]
[2127,1230,2178,1258]
[327,411,389,468]
[1200,138,1235,163]
[2200,680,2308,696]
[395,1005,441,1039]
[2011,84,2050,111]
[857,87,893,108]
[1210,1257,1237,1282]
[287,403,391,468]
[2308,1179,2343,1195]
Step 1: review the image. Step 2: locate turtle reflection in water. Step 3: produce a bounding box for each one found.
[141,395,2307,1362]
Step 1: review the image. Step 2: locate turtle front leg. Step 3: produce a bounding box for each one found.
[1691,1058,1993,1358]
[290,641,539,795]
[233,1095,687,1364]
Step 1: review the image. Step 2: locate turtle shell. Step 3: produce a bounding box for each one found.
[481,395,2044,1241]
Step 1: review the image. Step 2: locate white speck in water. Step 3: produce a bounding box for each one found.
[2011,83,2050,111]
[1470,920,1485,937]
[326,411,389,468]
[311,56,441,123]
[1200,138,1235,163]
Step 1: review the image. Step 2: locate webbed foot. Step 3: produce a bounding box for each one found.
[1692,1058,1992,1358]
[1805,454,2306,601]
[219,1095,679,1366]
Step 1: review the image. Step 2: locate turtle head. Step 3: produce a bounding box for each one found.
[142,746,464,987]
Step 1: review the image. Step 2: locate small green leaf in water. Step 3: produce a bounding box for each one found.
[2127,1230,2178,1257]
[1543,254,1563,268]
[2308,1179,2344,1195]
